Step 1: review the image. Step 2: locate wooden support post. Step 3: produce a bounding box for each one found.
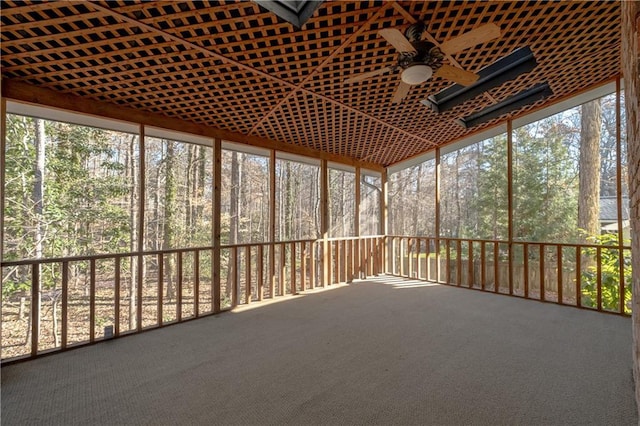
[137,124,145,331]
[507,120,514,296]
[615,77,625,314]
[321,159,329,287]
[434,148,441,284]
[354,167,361,280]
[0,97,6,262]
[269,150,276,298]
[212,138,222,312]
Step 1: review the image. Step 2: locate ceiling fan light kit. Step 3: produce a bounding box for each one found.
[345,22,501,104]
[401,64,433,85]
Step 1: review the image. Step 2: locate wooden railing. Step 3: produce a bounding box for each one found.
[0,236,385,362]
[387,236,632,316]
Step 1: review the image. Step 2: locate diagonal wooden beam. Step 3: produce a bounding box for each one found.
[86,1,434,149]
[248,1,396,135]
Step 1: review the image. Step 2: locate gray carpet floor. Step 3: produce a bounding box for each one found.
[1,276,636,425]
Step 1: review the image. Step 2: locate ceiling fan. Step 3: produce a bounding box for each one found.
[345,22,501,104]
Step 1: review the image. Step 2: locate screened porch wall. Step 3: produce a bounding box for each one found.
[0,78,631,363]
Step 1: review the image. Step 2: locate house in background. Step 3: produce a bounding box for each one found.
[600,196,630,239]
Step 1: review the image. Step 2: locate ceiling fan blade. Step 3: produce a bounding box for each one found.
[391,81,411,104]
[439,23,501,55]
[435,64,480,86]
[344,66,394,84]
[378,28,417,54]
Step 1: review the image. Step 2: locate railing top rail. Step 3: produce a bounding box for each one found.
[386,235,631,250]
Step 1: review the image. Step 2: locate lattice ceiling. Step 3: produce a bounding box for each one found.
[0,1,621,167]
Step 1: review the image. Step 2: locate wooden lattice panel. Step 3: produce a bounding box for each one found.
[0,0,621,167]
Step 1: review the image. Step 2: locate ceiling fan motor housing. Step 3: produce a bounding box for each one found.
[398,41,444,70]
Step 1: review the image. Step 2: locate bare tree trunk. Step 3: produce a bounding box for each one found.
[33,119,45,338]
[226,151,239,298]
[164,141,177,301]
[578,99,602,239]
[284,161,292,241]
[413,164,423,235]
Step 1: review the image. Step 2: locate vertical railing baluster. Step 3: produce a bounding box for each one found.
[300,242,306,290]
[456,240,462,286]
[279,243,286,294]
[468,241,473,288]
[232,247,238,306]
[290,242,296,295]
[539,244,545,301]
[508,243,514,296]
[176,252,183,321]
[340,240,345,283]
[136,256,143,332]
[333,241,338,284]
[194,250,200,317]
[480,242,486,291]
[311,241,317,289]
[446,240,451,285]
[619,248,625,314]
[158,254,164,325]
[557,245,563,304]
[523,243,529,299]
[493,242,499,293]
[576,246,582,308]
[425,239,432,281]
[391,237,396,275]
[416,238,422,280]
[62,260,69,348]
[90,259,96,342]
[31,264,40,357]
[596,247,602,311]
[258,245,264,300]
[114,258,121,336]
[407,238,415,278]
[246,245,252,303]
